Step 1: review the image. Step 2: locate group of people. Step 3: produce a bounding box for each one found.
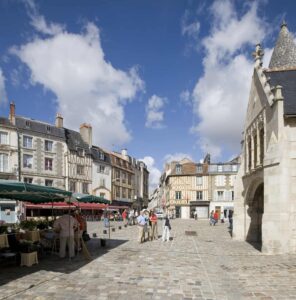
[53,210,86,259]
[122,209,137,225]
[137,210,171,243]
[209,210,233,228]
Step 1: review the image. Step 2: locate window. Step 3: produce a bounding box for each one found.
[25,120,31,128]
[77,165,84,175]
[77,148,84,157]
[45,179,53,187]
[217,191,224,201]
[176,164,182,174]
[128,189,131,199]
[23,136,33,148]
[248,136,252,171]
[45,158,53,171]
[69,181,76,192]
[231,191,234,201]
[0,153,8,172]
[196,176,203,185]
[254,134,257,167]
[122,172,126,184]
[99,152,105,160]
[115,170,120,180]
[128,174,131,185]
[260,128,264,164]
[45,140,53,152]
[0,132,8,145]
[231,165,238,172]
[217,165,223,172]
[196,191,203,200]
[122,188,127,198]
[24,177,33,184]
[100,192,105,198]
[82,183,88,194]
[100,178,105,187]
[23,154,33,168]
[46,125,51,133]
[115,186,120,197]
[97,165,105,173]
[196,165,203,173]
[175,191,182,200]
[215,175,225,186]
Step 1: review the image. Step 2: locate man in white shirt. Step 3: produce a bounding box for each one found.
[54,213,79,258]
[137,210,146,243]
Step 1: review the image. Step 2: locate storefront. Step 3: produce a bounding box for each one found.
[189,201,210,219]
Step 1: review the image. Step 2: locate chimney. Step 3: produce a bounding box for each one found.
[80,123,92,146]
[121,148,128,160]
[55,113,63,128]
[9,102,16,125]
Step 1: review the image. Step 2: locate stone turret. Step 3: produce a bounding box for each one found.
[269,21,296,70]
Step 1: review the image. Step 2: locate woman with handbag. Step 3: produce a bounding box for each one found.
[162,214,171,242]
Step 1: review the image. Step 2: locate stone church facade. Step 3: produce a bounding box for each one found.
[234,23,296,254]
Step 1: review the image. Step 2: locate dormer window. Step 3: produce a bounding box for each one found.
[196,165,203,173]
[176,164,182,174]
[218,165,223,172]
[25,120,31,128]
[99,152,105,160]
[46,125,51,133]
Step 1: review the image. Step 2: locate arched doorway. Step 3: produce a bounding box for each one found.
[246,183,264,250]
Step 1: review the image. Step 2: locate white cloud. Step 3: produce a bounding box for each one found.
[191,0,269,159]
[0,68,8,106]
[145,94,166,129]
[24,0,64,36]
[181,10,200,39]
[12,14,144,148]
[140,156,161,194]
[163,153,193,164]
[180,89,191,106]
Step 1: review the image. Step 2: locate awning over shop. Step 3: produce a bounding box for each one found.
[0,180,72,203]
[25,202,76,209]
[25,202,107,210]
[72,193,110,204]
[110,200,132,207]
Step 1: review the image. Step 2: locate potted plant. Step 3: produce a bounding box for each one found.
[20,220,37,231]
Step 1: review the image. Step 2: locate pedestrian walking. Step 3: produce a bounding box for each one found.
[162,214,171,242]
[194,210,198,220]
[228,209,233,230]
[122,209,128,225]
[209,210,216,226]
[137,210,146,243]
[213,211,219,226]
[149,210,158,240]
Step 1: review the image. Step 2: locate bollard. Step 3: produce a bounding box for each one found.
[118,226,122,230]
[100,239,106,247]
[93,233,97,238]
[103,230,107,234]
[124,224,127,228]
[112,228,115,232]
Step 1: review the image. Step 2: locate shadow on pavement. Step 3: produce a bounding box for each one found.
[0,237,127,289]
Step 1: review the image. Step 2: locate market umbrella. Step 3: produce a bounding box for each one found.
[0,180,71,203]
[72,193,110,204]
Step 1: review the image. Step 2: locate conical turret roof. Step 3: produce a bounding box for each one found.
[269,22,296,69]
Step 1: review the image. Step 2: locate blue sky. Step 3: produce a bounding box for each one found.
[0,0,296,190]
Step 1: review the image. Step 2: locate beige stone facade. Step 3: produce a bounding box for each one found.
[234,24,296,254]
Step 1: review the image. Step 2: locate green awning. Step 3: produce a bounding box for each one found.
[72,193,110,204]
[0,180,72,203]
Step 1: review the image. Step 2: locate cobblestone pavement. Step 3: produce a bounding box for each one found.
[1,219,296,300]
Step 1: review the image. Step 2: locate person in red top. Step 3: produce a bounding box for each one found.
[122,210,127,225]
[213,211,219,226]
[149,210,158,240]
